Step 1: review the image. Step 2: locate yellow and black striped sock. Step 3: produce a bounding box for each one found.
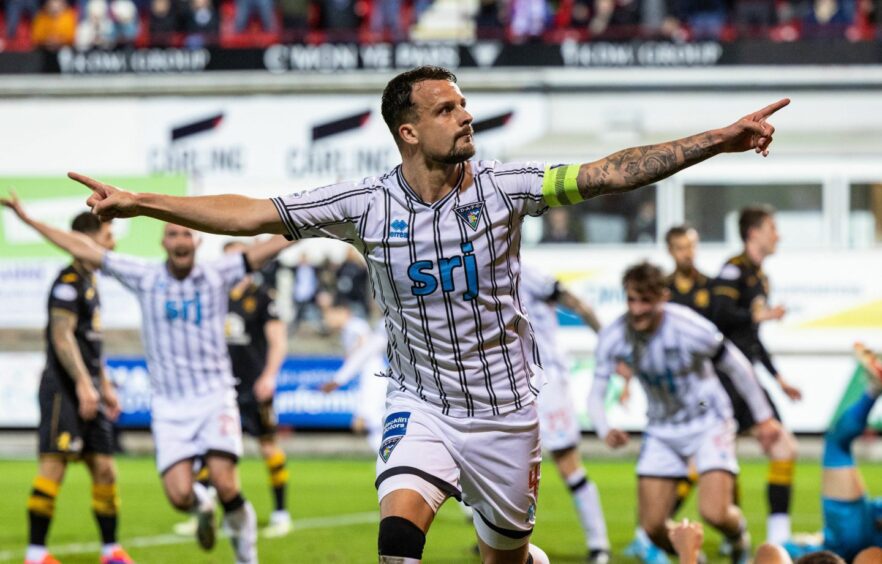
[767,459,794,515]
[27,476,60,546]
[266,450,289,512]
[92,483,120,545]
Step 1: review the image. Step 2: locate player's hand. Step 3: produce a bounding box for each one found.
[718,98,789,156]
[0,190,30,223]
[76,380,100,420]
[101,380,122,422]
[768,304,786,320]
[777,376,802,401]
[615,361,634,380]
[753,418,782,452]
[253,375,276,403]
[604,429,629,449]
[68,172,140,221]
[668,518,704,564]
[320,381,341,394]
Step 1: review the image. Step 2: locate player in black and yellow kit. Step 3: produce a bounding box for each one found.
[711,205,801,546]
[224,240,291,536]
[5,201,135,564]
[665,225,714,318]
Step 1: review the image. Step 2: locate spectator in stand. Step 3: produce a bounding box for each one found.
[75,0,115,49]
[149,0,178,45]
[335,246,370,319]
[587,0,642,37]
[371,0,405,42]
[802,0,853,37]
[31,0,77,50]
[234,0,276,33]
[321,0,359,36]
[540,207,583,244]
[510,0,549,41]
[6,0,40,39]
[475,0,504,37]
[683,0,728,39]
[183,0,218,47]
[733,0,778,37]
[278,0,309,39]
[110,0,140,46]
[291,254,319,332]
[413,0,433,22]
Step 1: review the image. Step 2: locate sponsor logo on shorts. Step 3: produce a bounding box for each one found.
[527,502,536,525]
[379,411,410,463]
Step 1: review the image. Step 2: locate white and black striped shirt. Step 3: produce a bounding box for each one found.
[589,303,772,436]
[271,160,569,417]
[101,251,247,399]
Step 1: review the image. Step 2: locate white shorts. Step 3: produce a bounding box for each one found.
[151,386,243,475]
[636,417,738,479]
[537,373,581,452]
[375,391,542,550]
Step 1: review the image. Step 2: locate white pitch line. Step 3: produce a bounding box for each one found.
[0,511,378,561]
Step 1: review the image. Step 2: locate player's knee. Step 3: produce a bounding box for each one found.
[377,516,425,560]
[698,502,727,528]
[165,485,194,511]
[771,431,798,460]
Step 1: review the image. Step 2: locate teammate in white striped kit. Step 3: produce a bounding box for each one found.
[5,216,290,564]
[520,265,611,563]
[589,262,781,564]
[73,66,788,563]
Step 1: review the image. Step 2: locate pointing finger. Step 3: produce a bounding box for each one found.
[68,172,107,195]
[755,98,790,118]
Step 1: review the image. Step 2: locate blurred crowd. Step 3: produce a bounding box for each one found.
[1,0,880,52]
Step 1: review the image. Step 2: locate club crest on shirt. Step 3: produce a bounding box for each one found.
[379,411,410,462]
[390,219,409,239]
[454,202,484,231]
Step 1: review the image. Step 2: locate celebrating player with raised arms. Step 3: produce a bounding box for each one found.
[69,66,787,564]
[589,262,781,564]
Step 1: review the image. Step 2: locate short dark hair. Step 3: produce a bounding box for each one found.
[71,212,102,234]
[738,204,775,242]
[664,224,693,246]
[381,66,457,144]
[622,261,666,298]
[796,550,846,564]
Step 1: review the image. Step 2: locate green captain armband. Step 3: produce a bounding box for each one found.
[541,164,583,207]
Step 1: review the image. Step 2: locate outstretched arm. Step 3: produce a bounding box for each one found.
[245,235,293,271]
[556,288,601,333]
[574,99,789,199]
[69,173,285,236]
[1,191,105,268]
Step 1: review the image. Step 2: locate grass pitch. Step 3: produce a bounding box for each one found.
[0,455,878,563]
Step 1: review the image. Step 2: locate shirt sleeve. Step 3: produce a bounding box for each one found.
[520,266,559,302]
[101,252,153,292]
[711,263,751,330]
[713,340,774,423]
[270,180,370,243]
[48,278,81,315]
[259,287,280,325]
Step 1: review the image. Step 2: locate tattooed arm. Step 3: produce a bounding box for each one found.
[576,99,790,199]
[50,309,100,420]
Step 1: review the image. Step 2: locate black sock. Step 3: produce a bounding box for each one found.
[221,493,245,514]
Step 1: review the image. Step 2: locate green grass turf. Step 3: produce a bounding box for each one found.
[0,456,879,563]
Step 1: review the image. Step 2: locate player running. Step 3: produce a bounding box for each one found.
[520,264,610,563]
[4,201,134,564]
[3,194,290,564]
[589,262,781,564]
[712,205,800,545]
[69,66,787,564]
